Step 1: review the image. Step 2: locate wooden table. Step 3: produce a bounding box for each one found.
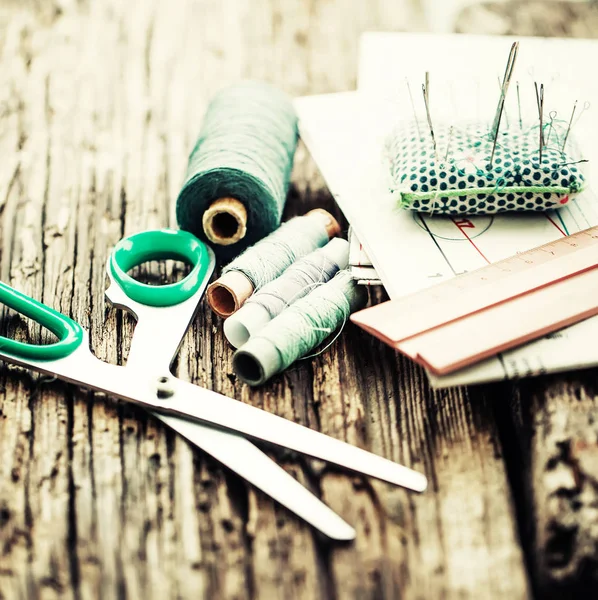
[1,1,598,598]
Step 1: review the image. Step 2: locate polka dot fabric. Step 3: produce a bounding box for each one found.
[385,122,587,214]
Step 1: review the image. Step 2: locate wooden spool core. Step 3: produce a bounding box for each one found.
[202,197,248,246]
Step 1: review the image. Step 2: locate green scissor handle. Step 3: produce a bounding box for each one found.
[0,281,84,361]
[108,229,211,307]
[0,229,211,362]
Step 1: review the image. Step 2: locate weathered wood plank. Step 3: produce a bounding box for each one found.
[314,330,530,599]
[507,374,598,599]
[0,1,532,599]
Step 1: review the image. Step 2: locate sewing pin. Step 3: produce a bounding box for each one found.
[498,76,510,128]
[562,100,577,152]
[516,81,522,130]
[534,82,544,163]
[534,82,545,145]
[406,78,422,139]
[422,71,439,164]
[489,41,519,167]
[563,100,590,152]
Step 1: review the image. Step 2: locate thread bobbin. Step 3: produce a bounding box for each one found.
[207,209,341,318]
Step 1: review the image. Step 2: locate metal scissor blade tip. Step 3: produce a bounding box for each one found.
[147,383,429,497]
[387,465,427,492]
[326,519,356,542]
[158,413,358,541]
[412,472,428,493]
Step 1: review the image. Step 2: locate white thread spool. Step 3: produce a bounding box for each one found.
[223,238,350,348]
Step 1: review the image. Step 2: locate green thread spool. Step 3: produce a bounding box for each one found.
[232,270,367,386]
[176,81,299,259]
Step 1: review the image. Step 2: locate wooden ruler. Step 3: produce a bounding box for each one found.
[350,226,598,376]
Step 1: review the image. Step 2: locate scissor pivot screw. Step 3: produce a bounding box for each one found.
[156,376,174,399]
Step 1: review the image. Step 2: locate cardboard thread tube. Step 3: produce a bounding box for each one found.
[207,209,341,318]
[202,197,248,246]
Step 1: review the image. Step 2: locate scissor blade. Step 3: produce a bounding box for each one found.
[0,347,426,493]
[153,380,427,493]
[108,281,354,540]
[157,414,355,541]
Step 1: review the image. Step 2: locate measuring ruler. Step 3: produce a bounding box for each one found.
[351,226,598,376]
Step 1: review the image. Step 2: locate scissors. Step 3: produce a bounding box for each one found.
[0,229,427,541]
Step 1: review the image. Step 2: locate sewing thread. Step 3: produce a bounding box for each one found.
[206,210,340,318]
[223,238,350,348]
[176,81,298,259]
[232,270,367,386]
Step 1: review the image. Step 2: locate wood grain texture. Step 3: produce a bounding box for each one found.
[505,374,598,600]
[7,0,597,599]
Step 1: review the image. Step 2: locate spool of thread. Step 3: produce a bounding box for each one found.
[207,209,341,318]
[176,81,299,259]
[223,238,350,348]
[232,270,367,386]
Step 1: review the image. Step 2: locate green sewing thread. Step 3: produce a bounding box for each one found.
[232,271,368,386]
[223,212,331,291]
[176,81,298,260]
[399,185,571,205]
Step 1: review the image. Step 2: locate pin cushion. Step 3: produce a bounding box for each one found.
[386,122,587,215]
